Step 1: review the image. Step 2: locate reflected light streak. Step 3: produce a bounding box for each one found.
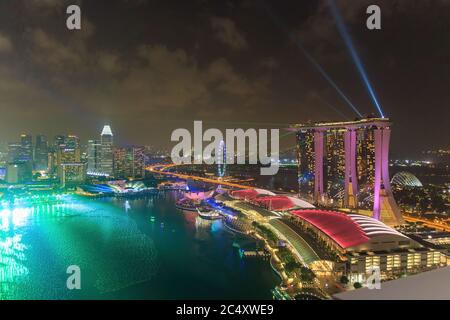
[1,207,31,230]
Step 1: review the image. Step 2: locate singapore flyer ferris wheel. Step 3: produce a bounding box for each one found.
[217,140,226,178]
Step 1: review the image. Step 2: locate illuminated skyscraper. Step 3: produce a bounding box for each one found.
[356,128,376,197]
[20,134,33,163]
[113,147,127,178]
[6,136,33,183]
[100,125,114,176]
[291,118,404,226]
[56,135,81,166]
[66,135,81,162]
[48,148,57,174]
[87,139,101,173]
[52,135,66,172]
[66,135,80,150]
[296,130,315,199]
[58,163,86,188]
[113,145,145,179]
[7,142,22,163]
[54,135,66,149]
[324,129,346,206]
[131,146,145,178]
[54,135,83,185]
[35,135,49,171]
[57,148,77,164]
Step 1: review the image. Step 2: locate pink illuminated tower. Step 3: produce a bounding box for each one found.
[291,118,404,226]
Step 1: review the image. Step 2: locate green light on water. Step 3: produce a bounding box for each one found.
[0,232,29,299]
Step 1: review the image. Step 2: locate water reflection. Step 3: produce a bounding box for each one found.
[0,208,30,299]
[0,193,278,300]
[0,197,159,299]
[194,216,224,241]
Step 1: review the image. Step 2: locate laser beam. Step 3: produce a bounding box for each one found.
[327,0,385,118]
[316,95,351,120]
[262,3,363,118]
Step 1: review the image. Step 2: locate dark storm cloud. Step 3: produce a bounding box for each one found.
[0,0,448,156]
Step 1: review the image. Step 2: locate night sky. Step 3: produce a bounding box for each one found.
[0,0,448,157]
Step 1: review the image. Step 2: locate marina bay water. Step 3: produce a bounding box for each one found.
[0,192,278,299]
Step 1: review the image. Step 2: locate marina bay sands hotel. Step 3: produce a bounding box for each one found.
[290,117,404,226]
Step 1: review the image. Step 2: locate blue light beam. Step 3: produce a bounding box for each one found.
[262,3,363,118]
[327,0,385,118]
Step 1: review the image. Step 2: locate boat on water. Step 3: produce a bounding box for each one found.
[196,207,222,220]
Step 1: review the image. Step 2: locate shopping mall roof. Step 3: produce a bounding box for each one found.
[347,214,408,239]
[229,188,275,200]
[333,266,450,300]
[230,189,315,211]
[291,210,370,248]
[252,195,315,211]
[290,210,413,250]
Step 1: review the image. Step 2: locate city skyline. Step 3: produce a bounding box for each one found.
[0,124,148,185]
[0,125,159,149]
[0,1,448,157]
[0,0,448,303]
[0,125,448,163]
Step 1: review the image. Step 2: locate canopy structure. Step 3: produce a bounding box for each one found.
[229,188,275,200]
[291,210,370,248]
[252,195,315,211]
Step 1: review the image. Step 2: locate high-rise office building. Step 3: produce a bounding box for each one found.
[48,147,57,174]
[7,142,22,163]
[54,135,66,149]
[65,135,80,150]
[113,147,128,179]
[20,134,33,163]
[6,136,32,183]
[87,139,101,173]
[65,135,81,162]
[100,125,114,176]
[35,135,49,171]
[57,148,77,164]
[131,146,145,178]
[324,129,346,206]
[50,135,66,174]
[113,146,145,179]
[296,130,315,200]
[58,163,86,188]
[7,139,33,183]
[56,135,81,165]
[53,134,83,185]
[356,127,376,193]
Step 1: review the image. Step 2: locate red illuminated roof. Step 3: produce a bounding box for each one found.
[230,189,260,200]
[253,196,296,211]
[290,210,370,248]
[230,188,275,200]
